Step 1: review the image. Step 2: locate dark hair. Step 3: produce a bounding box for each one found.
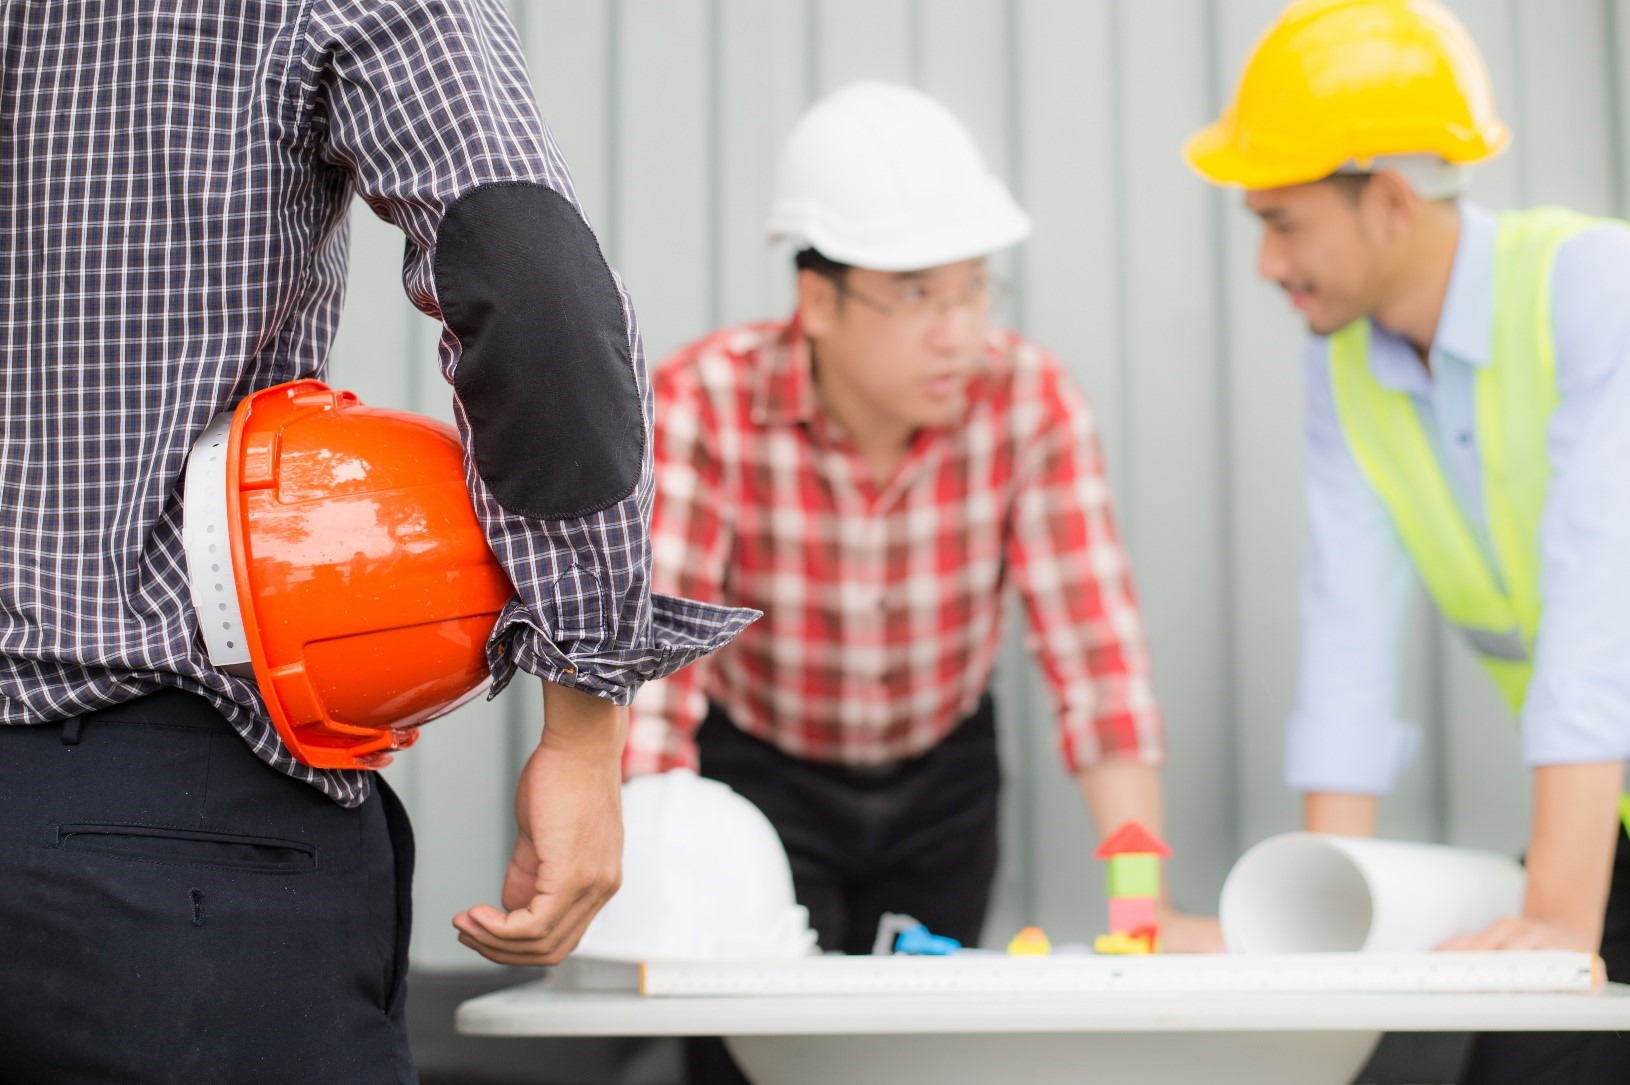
[1324,172,1374,204]
[794,247,851,280]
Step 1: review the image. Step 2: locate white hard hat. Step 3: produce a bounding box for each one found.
[767,80,1032,272]
[573,769,818,962]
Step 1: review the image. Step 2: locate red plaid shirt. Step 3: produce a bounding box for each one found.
[627,316,1165,776]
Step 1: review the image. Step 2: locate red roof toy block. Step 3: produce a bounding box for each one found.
[1093,820,1172,860]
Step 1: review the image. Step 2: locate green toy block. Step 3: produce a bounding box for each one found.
[1106,853,1161,898]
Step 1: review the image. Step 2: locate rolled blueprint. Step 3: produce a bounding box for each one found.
[1219,833,1526,954]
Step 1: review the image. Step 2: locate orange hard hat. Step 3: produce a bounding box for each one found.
[183,380,514,769]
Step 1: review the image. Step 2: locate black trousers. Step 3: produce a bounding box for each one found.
[0,690,416,1085]
[1456,824,1630,1085]
[685,695,1001,1083]
[698,693,1001,954]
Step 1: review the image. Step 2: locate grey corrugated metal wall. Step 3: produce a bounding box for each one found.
[327,0,1630,968]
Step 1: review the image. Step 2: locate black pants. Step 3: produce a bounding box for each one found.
[699,693,1001,953]
[685,695,1001,1083]
[1456,824,1630,1084]
[0,690,416,1085]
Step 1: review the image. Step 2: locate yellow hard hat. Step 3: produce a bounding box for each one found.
[1185,0,1509,190]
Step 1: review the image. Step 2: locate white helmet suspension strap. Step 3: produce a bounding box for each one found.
[181,413,254,676]
[1336,153,1469,202]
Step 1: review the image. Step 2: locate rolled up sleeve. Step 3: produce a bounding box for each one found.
[1007,356,1164,772]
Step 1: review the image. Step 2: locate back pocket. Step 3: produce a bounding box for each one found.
[57,824,317,873]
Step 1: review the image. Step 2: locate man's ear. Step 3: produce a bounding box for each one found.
[796,269,840,339]
[1364,168,1421,242]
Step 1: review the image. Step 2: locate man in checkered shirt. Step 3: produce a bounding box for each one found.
[0,3,750,1081]
[636,82,1222,1083]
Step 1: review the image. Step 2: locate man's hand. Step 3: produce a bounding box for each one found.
[1156,905,1225,954]
[1439,915,1596,954]
[1437,762,1623,963]
[452,681,627,966]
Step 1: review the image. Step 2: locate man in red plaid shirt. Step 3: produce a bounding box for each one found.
[632,83,1221,990]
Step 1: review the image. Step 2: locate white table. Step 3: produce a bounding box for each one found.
[457,972,1630,1085]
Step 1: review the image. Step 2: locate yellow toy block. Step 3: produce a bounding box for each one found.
[1007,926,1053,956]
[1093,929,1158,955]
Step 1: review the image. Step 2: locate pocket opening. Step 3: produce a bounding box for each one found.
[56,823,318,872]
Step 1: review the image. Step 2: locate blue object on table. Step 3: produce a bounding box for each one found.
[894,925,962,956]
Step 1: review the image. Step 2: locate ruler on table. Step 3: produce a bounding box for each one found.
[560,952,1598,998]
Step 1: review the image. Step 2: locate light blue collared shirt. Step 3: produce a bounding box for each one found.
[1287,201,1630,794]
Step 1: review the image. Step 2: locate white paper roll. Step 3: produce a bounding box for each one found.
[1219,833,1525,954]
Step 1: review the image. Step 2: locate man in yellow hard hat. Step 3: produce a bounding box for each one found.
[1188,1,1629,1080]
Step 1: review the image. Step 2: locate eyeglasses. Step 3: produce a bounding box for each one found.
[830,274,1009,321]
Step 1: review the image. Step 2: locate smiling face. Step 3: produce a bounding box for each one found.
[1245,176,1402,337]
[797,258,993,434]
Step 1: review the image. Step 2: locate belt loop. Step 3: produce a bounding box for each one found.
[61,717,84,746]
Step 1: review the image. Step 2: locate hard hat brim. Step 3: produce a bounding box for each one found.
[770,188,1033,273]
[1184,117,1510,192]
[1183,119,1343,191]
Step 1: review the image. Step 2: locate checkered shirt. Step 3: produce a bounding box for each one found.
[627,317,1166,775]
[0,0,753,805]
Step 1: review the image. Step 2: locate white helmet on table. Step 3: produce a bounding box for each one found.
[767,80,1031,272]
[573,769,817,962]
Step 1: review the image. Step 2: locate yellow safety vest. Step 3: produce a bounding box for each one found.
[1327,206,1630,837]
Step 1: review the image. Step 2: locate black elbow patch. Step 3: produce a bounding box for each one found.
[435,182,643,521]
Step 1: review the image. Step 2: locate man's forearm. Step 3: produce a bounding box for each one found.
[1076,761,1166,839]
[1076,761,1168,900]
[1302,791,1380,836]
[540,680,629,760]
[1523,761,1624,946]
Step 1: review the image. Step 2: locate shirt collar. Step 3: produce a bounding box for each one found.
[1432,200,1495,369]
[1367,200,1495,391]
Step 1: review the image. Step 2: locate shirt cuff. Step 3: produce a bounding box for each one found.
[1057,697,1167,773]
[1284,712,1421,794]
[1521,680,1630,768]
[485,592,759,705]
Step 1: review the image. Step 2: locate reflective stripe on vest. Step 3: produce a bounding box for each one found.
[1327,206,1630,835]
